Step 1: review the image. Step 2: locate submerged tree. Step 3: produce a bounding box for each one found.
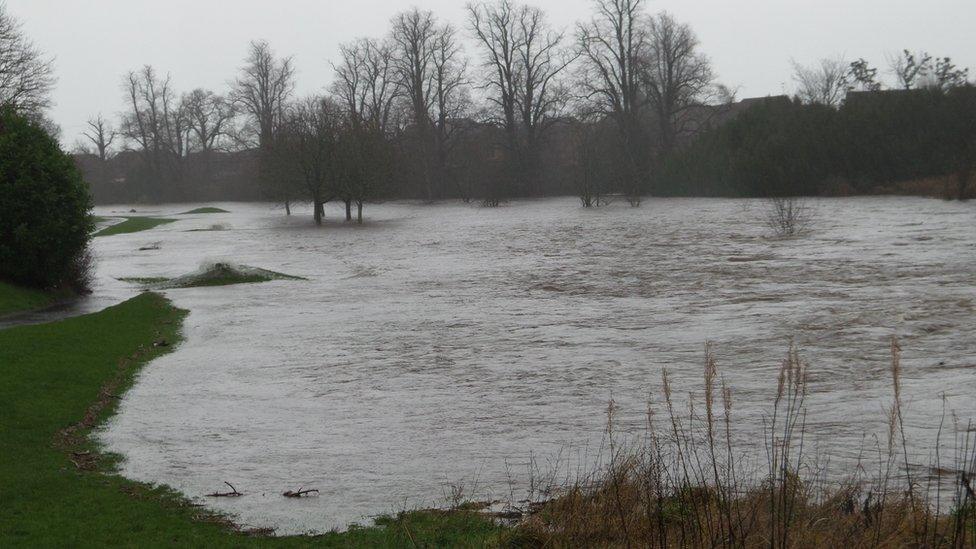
[275,97,342,225]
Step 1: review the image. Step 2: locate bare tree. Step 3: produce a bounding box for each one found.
[888,50,932,90]
[0,2,55,114]
[232,40,297,212]
[120,66,174,193]
[390,8,439,200]
[642,12,715,156]
[791,56,849,107]
[431,23,470,197]
[120,66,195,197]
[576,0,651,202]
[82,114,116,162]
[390,9,468,201]
[468,0,573,197]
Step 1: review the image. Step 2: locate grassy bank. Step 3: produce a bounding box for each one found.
[94,216,176,237]
[0,280,56,316]
[0,293,506,547]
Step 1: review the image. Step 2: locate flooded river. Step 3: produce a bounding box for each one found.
[83,197,975,534]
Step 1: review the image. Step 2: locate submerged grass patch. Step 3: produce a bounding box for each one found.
[119,263,306,289]
[94,216,176,237]
[180,207,230,214]
[0,280,56,316]
[0,292,508,547]
[116,276,170,285]
[186,223,229,232]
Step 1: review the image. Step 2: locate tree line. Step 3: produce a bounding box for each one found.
[4,1,972,224]
[657,54,976,200]
[77,0,727,220]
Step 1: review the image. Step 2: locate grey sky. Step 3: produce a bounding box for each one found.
[7,0,975,145]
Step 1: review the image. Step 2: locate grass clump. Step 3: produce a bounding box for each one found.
[94,217,176,237]
[0,280,57,316]
[180,207,230,214]
[0,292,508,546]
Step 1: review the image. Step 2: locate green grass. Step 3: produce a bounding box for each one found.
[94,217,176,237]
[0,293,508,547]
[0,280,56,316]
[181,207,230,214]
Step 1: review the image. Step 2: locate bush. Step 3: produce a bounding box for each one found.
[0,108,93,290]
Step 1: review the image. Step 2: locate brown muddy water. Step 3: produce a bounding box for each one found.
[74,197,976,534]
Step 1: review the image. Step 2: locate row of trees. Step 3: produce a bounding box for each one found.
[657,85,976,199]
[81,0,727,219]
[790,50,971,108]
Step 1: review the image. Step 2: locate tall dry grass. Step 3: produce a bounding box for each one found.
[509,340,976,548]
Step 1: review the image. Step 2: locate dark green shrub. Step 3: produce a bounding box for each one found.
[0,108,93,290]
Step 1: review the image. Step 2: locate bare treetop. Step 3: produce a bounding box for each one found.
[81,114,115,161]
[0,2,55,114]
[791,56,848,107]
[231,40,296,150]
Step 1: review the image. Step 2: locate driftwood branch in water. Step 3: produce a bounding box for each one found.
[283,487,319,498]
[206,481,244,497]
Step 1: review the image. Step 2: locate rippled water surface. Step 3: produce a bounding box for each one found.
[87,197,975,534]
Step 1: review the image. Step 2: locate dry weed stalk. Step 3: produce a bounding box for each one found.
[513,340,976,548]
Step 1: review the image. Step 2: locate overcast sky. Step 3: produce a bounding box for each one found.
[7,0,975,145]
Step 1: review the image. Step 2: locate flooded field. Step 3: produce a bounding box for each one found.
[87,197,975,534]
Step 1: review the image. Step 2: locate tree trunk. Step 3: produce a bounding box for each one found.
[959,167,971,201]
[313,201,323,226]
[356,201,364,224]
[285,200,291,216]
[344,199,352,222]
